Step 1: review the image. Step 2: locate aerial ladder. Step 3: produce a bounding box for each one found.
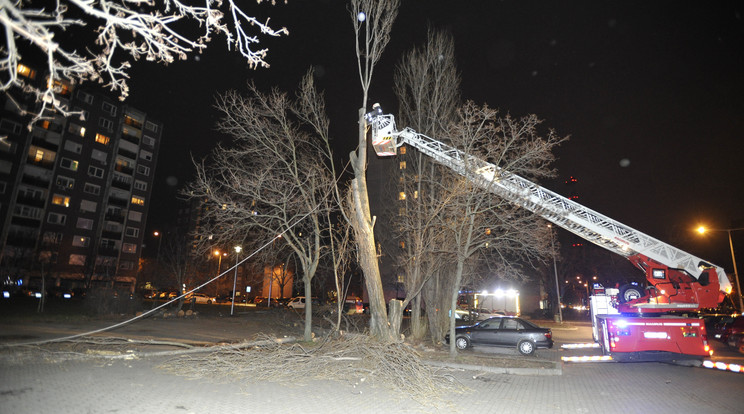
[365,105,732,362]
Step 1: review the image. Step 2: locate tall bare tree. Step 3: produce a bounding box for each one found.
[348,0,400,341]
[185,70,335,342]
[440,102,565,355]
[391,28,461,339]
[0,0,288,123]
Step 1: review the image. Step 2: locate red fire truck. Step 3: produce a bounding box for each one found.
[366,105,732,364]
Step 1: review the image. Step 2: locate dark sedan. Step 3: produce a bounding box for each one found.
[445,316,553,355]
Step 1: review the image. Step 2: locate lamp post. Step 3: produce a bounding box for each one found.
[214,250,226,296]
[153,231,163,264]
[697,226,744,312]
[548,224,563,323]
[231,245,242,316]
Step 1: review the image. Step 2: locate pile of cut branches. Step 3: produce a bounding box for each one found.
[158,333,467,404]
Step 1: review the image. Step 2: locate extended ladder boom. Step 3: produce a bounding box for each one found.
[368,112,730,294]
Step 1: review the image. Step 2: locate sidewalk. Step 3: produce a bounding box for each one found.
[1,314,743,413]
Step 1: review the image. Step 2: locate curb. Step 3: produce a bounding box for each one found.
[423,359,562,376]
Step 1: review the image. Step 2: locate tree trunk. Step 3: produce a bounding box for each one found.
[349,108,392,341]
[303,276,313,342]
[388,299,403,339]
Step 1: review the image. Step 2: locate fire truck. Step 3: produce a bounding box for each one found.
[365,104,732,364]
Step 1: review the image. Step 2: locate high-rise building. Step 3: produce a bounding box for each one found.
[0,62,162,294]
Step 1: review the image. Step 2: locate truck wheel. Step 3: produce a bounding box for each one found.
[618,285,643,303]
[455,336,470,350]
[518,340,535,356]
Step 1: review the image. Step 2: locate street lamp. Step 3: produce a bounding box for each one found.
[697,226,743,312]
[214,250,226,296]
[548,224,563,323]
[231,245,242,316]
[153,231,163,264]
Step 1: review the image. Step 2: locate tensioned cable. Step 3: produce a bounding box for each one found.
[2,154,355,347]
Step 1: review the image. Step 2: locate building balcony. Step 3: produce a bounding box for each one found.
[101,230,122,240]
[21,174,51,187]
[97,246,119,257]
[114,164,134,175]
[111,179,131,191]
[31,136,59,152]
[25,156,54,170]
[120,133,140,146]
[104,213,126,223]
[117,148,137,160]
[10,216,41,228]
[5,235,36,248]
[108,196,128,207]
[15,194,46,208]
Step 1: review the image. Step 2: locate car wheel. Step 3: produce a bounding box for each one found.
[455,336,470,350]
[207,300,212,304]
[518,340,535,356]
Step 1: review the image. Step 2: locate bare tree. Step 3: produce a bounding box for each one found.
[185,70,336,342]
[439,102,565,356]
[390,28,461,340]
[348,0,400,341]
[159,231,194,312]
[0,0,288,123]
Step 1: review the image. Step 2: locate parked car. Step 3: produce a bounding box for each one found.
[287,296,320,310]
[184,293,216,304]
[711,315,739,342]
[445,316,553,356]
[722,316,744,345]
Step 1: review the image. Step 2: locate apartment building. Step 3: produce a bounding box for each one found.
[0,62,162,293]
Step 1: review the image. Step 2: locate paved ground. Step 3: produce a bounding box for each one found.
[1,309,743,413]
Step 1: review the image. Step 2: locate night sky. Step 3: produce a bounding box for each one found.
[123,1,743,271]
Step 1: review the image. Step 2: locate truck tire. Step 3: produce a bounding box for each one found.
[618,285,643,303]
[518,340,535,356]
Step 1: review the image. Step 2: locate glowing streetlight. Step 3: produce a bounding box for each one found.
[231,245,242,316]
[697,226,743,312]
[214,250,227,296]
[153,231,163,265]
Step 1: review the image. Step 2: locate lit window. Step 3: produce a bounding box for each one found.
[34,149,44,162]
[51,194,71,207]
[17,63,36,79]
[122,243,137,253]
[399,161,406,170]
[68,254,86,266]
[56,176,75,190]
[95,133,110,145]
[399,146,406,155]
[414,190,418,199]
[60,158,79,171]
[131,196,145,206]
[72,236,90,247]
[68,123,86,137]
[398,191,406,200]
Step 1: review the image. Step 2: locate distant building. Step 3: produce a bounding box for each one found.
[0,62,162,293]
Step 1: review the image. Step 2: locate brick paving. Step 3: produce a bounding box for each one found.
[1,316,743,413]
